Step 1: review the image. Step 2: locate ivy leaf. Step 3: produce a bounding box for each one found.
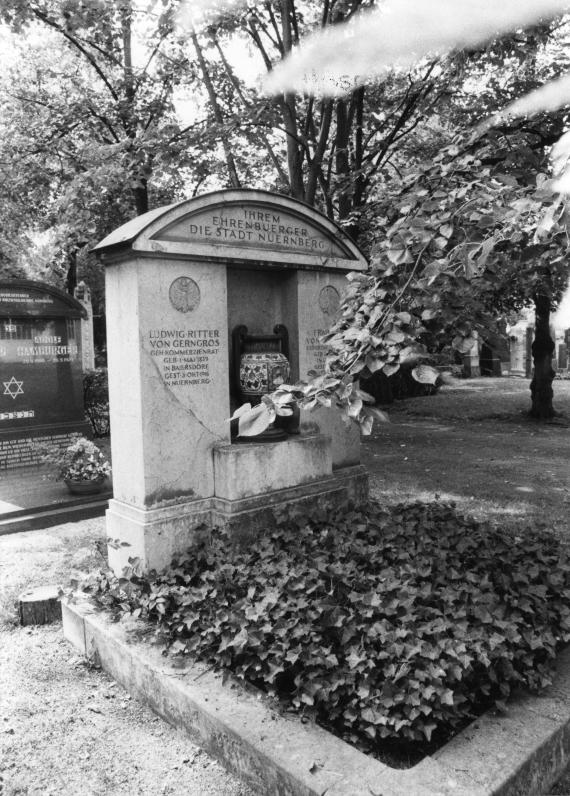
[411,364,439,385]
[386,329,406,344]
[364,406,390,423]
[420,309,437,321]
[359,414,374,435]
[236,403,275,436]
[365,354,386,373]
[229,402,253,419]
[452,335,478,354]
[387,246,414,265]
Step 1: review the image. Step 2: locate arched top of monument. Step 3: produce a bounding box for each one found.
[94,189,368,272]
[0,279,87,319]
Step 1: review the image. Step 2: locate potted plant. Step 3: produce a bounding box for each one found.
[40,436,111,495]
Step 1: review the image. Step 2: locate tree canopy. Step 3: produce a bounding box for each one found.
[2,0,570,424]
[0,0,205,294]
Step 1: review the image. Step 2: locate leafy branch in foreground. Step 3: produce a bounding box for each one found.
[230,262,442,438]
[233,124,570,437]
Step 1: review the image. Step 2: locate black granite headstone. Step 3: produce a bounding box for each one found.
[0,280,91,469]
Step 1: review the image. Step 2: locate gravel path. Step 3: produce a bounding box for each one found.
[0,520,254,796]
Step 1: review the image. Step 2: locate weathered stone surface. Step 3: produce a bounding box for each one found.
[106,497,212,575]
[300,406,361,470]
[213,434,332,501]
[105,257,230,510]
[106,466,368,574]
[295,270,346,379]
[213,465,369,544]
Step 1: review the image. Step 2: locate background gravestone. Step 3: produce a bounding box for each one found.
[0,280,91,469]
[74,281,96,371]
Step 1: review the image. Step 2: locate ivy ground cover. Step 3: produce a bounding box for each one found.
[92,501,570,761]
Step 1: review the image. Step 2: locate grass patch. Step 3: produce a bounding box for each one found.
[85,501,570,763]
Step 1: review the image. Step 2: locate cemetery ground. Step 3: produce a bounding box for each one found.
[364,375,570,537]
[2,375,570,794]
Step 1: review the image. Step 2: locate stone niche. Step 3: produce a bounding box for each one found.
[0,280,91,469]
[94,189,369,574]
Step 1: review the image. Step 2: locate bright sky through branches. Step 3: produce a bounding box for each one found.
[178,0,570,102]
[491,72,570,129]
[177,0,246,29]
[263,0,570,95]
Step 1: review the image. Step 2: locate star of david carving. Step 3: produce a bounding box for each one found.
[3,377,24,400]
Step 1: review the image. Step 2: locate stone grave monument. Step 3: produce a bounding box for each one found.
[462,331,480,377]
[94,189,369,574]
[73,280,96,370]
[0,280,91,469]
[508,315,533,376]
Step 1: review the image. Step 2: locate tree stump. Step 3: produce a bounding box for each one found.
[18,585,62,626]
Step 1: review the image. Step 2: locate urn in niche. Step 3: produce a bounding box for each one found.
[232,324,295,442]
[239,351,290,397]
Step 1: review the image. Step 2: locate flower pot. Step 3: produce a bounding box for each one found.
[64,476,106,495]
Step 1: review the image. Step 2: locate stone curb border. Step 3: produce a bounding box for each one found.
[63,599,570,795]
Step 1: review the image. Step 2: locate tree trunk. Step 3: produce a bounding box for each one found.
[65,249,78,295]
[305,98,333,206]
[19,585,62,625]
[529,293,556,419]
[120,3,150,215]
[280,0,304,200]
[335,98,351,221]
[191,29,241,189]
[132,182,149,215]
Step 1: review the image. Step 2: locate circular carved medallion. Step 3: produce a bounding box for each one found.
[169,277,200,313]
[318,285,341,316]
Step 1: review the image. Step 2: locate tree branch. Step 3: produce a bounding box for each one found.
[30,7,119,103]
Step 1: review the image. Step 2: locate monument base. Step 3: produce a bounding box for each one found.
[106,496,213,575]
[213,434,332,500]
[106,463,368,575]
[213,464,368,542]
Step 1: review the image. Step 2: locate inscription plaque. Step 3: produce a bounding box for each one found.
[148,327,220,388]
[305,328,330,375]
[158,203,353,259]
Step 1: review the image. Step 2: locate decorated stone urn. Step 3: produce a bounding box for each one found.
[239,351,290,398]
[237,350,291,441]
[231,324,293,441]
